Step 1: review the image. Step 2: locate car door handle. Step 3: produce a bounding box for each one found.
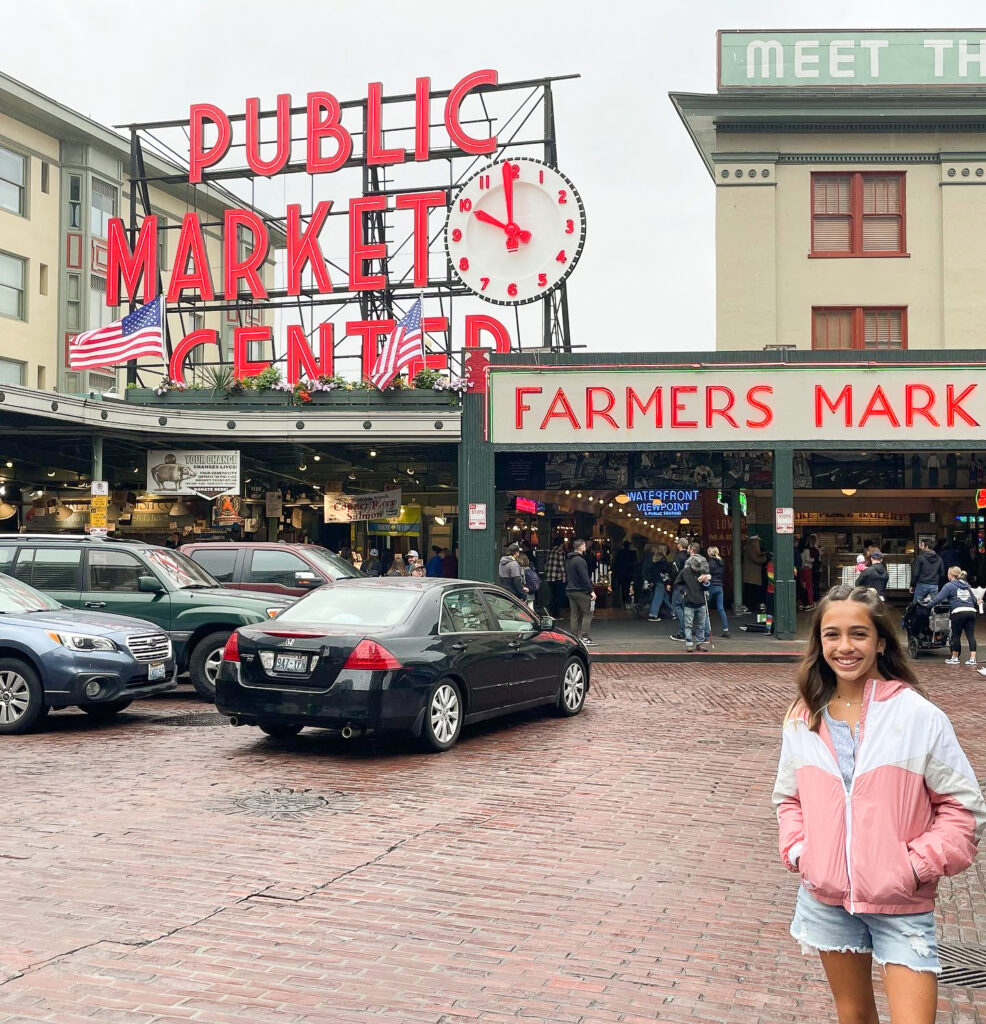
[84,601,106,609]
[451,641,469,651]
[507,640,522,649]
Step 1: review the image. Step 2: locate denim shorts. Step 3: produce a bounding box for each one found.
[791,885,940,974]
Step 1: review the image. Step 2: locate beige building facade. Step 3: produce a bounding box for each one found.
[673,29,986,352]
[0,70,270,396]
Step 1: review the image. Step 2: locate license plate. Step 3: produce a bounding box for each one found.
[275,653,309,674]
[148,662,166,681]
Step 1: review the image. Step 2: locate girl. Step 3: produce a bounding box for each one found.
[924,566,978,667]
[774,585,985,1024]
[705,546,728,637]
[385,553,406,577]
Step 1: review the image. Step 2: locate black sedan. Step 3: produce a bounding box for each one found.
[215,578,590,751]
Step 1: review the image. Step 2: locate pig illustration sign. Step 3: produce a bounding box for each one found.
[146,450,240,499]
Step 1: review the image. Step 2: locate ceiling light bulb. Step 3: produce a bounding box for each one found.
[47,471,55,477]
[576,492,582,498]
[615,494,631,504]
[407,467,414,475]
[564,489,570,495]
[370,450,377,457]
[3,461,10,469]
[313,455,321,462]
[298,464,307,471]
[349,471,357,480]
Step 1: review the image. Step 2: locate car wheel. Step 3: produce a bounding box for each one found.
[259,722,303,739]
[907,636,920,660]
[421,678,462,752]
[0,658,45,735]
[79,698,133,720]
[556,657,587,716]
[189,631,231,701]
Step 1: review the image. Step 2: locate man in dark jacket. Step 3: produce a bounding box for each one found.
[565,538,597,647]
[673,553,712,652]
[363,548,382,577]
[425,545,444,577]
[669,538,690,641]
[857,549,889,597]
[498,542,528,600]
[911,539,944,604]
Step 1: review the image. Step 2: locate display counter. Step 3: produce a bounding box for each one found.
[836,553,912,592]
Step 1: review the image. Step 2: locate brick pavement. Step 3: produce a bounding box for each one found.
[1,663,985,1023]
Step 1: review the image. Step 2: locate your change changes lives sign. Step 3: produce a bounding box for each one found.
[146,450,240,499]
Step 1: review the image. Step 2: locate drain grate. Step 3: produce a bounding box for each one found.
[216,787,359,820]
[153,712,230,728]
[939,944,986,988]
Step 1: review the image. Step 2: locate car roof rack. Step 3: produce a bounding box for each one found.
[6,534,144,544]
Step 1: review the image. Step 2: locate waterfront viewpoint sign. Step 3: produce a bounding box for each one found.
[719,30,986,88]
[490,365,986,445]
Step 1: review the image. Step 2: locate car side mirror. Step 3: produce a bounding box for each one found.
[294,571,322,588]
[539,614,554,630]
[138,575,165,593]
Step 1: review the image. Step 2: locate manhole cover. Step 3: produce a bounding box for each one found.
[154,712,230,728]
[939,944,986,988]
[218,787,359,820]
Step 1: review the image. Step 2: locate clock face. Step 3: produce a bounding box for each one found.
[445,157,586,305]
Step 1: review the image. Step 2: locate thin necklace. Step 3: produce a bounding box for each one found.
[830,694,862,708]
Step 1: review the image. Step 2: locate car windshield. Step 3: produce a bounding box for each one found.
[0,571,62,613]
[143,548,219,589]
[307,547,363,580]
[277,585,419,627]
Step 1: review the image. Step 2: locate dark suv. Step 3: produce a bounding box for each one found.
[0,536,294,700]
[181,542,362,597]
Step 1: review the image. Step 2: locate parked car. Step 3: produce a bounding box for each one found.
[181,542,362,597]
[0,571,176,734]
[216,577,590,752]
[0,536,293,700]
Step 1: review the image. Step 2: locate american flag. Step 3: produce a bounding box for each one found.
[370,298,424,390]
[68,296,166,370]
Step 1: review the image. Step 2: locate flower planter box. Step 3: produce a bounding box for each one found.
[124,388,458,410]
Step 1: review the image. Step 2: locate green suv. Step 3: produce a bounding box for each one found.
[0,536,293,700]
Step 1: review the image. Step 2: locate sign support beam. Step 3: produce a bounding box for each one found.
[773,446,796,640]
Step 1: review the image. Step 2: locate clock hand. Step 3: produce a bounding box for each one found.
[502,161,514,225]
[474,209,510,232]
[474,209,532,251]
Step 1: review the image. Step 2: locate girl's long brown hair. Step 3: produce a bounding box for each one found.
[793,584,923,731]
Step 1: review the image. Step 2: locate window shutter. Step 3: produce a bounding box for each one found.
[863,310,903,350]
[813,216,851,252]
[813,309,854,350]
[862,175,901,214]
[813,176,850,213]
[862,216,901,251]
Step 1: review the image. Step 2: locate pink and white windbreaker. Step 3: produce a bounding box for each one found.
[773,678,986,914]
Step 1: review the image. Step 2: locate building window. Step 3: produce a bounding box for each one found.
[0,252,26,320]
[67,174,82,229]
[66,273,81,331]
[40,161,49,194]
[39,263,48,296]
[0,145,26,216]
[90,178,117,239]
[811,173,905,256]
[88,274,117,330]
[812,307,906,350]
[36,365,45,390]
[0,358,25,385]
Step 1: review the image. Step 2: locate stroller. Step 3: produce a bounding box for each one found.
[901,598,951,660]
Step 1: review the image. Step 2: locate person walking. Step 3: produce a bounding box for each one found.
[646,545,673,623]
[669,538,690,641]
[743,535,768,612]
[498,542,528,601]
[544,537,567,617]
[425,545,444,577]
[613,541,637,608]
[706,545,729,637]
[856,549,889,599]
[517,553,541,612]
[774,585,985,1024]
[799,541,815,610]
[911,539,944,605]
[924,566,979,666]
[363,548,382,577]
[673,553,712,653]
[565,538,597,647]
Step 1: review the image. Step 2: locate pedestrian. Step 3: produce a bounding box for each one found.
[857,549,889,599]
[924,566,979,666]
[669,537,690,641]
[673,553,711,653]
[425,545,444,577]
[165,531,180,550]
[405,549,421,575]
[440,547,458,579]
[799,539,815,610]
[409,561,426,578]
[385,553,406,577]
[911,539,944,605]
[565,538,597,647]
[613,541,637,608]
[516,553,541,612]
[706,545,729,637]
[773,584,985,1023]
[498,542,528,601]
[743,535,768,611]
[809,533,823,603]
[854,553,866,575]
[363,548,382,577]
[543,536,567,616]
[646,545,673,624]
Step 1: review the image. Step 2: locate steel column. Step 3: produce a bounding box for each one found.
[731,488,745,614]
[457,391,496,583]
[92,434,104,481]
[772,446,796,639]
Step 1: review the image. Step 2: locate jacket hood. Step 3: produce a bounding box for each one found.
[870,561,889,576]
[498,555,515,567]
[787,678,914,725]
[917,550,940,565]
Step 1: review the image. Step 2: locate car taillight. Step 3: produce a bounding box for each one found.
[343,639,401,671]
[222,632,240,662]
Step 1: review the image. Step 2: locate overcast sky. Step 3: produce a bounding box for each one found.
[2,1,985,354]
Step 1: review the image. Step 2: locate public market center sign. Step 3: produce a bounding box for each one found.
[490,364,986,445]
[719,30,986,88]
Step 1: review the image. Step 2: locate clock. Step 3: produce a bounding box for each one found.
[445,157,586,305]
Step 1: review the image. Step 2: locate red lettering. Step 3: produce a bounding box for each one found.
[539,388,581,430]
[244,94,291,176]
[746,385,774,428]
[414,77,431,160]
[586,387,618,429]
[168,329,217,385]
[670,386,698,429]
[306,91,352,173]
[348,320,396,380]
[188,103,231,184]
[904,384,939,427]
[166,213,214,302]
[395,190,447,287]
[285,323,333,385]
[365,81,406,166]
[106,216,156,306]
[705,385,738,428]
[626,387,662,428]
[464,314,511,353]
[947,383,979,428]
[814,385,851,427]
[858,385,901,428]
[223,209,269,300]
[285,202,333,296]
[444,70,498,155]
[348,196,388,291]
[515,387,542,429]
[233,326,271,379]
